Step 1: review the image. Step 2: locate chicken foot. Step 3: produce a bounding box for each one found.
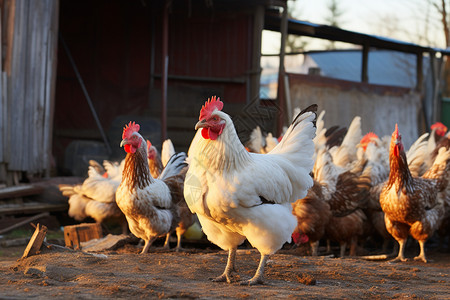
[413,240,428,263]
[211,248,237,283]
[241,254,268,286]
[390,239,408,263]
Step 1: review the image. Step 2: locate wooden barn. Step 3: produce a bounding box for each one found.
[0,0,448,225]
[1,0,287,183]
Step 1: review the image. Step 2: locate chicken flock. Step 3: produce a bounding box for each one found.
[59,96,450,285]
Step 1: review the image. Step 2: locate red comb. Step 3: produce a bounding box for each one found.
[431,122,447,136]
[431,122,446,130]
[199,96,223,120]
[393,124,400,139]
[122,121,140,139]
[147,140,152,148]
[361,132,378,143]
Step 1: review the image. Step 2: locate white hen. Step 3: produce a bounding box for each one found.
[184,96,316,285]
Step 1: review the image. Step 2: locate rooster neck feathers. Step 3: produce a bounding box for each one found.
[122,144,154,189]
[387,126,412,192]
[195,112,251,173]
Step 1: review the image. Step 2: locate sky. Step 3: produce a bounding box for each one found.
[262,0,447,53]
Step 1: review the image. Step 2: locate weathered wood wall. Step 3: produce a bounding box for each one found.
[0,0,59,183]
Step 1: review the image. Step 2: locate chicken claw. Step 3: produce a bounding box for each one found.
[211,273,232,283]
[240,254,268,286]
[211,248,237,284]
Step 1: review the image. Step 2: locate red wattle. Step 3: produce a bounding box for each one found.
[208,129,219,140]
[124,144,136,153]
[201,128,210,139]
[393,145,399,157]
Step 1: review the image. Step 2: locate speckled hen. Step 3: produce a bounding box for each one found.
[380,124,450,263]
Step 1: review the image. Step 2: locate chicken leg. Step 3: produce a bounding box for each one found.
[162,233,171,250]
[175,230,184,252]
[414,240,428,263]
[390,239,408,262]
[211,248,237,283]
[141,237,157,254]
[241,254,268,286]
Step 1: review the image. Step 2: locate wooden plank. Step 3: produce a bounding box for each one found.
[22,223,47,258]
[3,0,15,76]
[8,0,26,170]
[0,202,68,215]
[0,184,43,199]
[43,0,59,177]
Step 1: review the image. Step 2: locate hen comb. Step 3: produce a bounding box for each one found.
[122,121,140,139]
[393,124,400,139]
[360,132,378,144]
[431,121,447,133]
[199,96,223,120]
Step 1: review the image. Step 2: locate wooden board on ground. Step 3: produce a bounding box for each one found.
[22,223,48,258]
[80,234,136,252]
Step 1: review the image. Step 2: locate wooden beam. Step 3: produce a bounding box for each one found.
[0,184,43,199]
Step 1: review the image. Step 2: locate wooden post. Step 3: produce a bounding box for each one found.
[276,3,288,136]
[160,0,170,144]
[361,44,369,83]
[22,223,48,258]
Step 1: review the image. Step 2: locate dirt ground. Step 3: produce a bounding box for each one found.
[0,239,449,300]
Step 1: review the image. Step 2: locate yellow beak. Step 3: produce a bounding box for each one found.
[195,119,207,130]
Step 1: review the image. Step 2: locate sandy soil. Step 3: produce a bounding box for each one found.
[0,240,449,299]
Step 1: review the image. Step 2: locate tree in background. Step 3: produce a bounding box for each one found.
[432,0,450,97]
[285,0,308,53]
[324,0,345,49]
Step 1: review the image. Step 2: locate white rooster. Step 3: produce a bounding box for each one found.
[184,96,317,285]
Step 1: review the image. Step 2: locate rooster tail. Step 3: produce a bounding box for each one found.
[59,184,77,197]
[270,104,317,173]
[247,126,265,153]
[341,116,362,149]
[161,139,176,167]
[272,104,317,153]
[422,147,450,195]
[406,133,430,177]
[159,152,189,180]
[269,104,317,201]
[89,160,106,175]
[313,148,338,199]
